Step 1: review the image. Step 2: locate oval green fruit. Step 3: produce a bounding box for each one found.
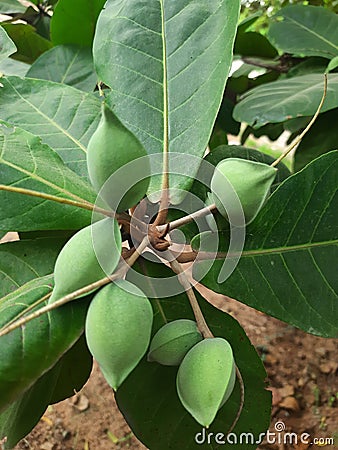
[176,337,236,427]
[87,102,150,212]
[211,158,277,224]
[147,319,202,366]
[49,218,121,303]
[85,279,153,390]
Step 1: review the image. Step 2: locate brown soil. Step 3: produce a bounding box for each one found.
[13,286,337,450]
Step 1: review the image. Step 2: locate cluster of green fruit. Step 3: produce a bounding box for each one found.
[48,99,279,427]
[148,319,236,427]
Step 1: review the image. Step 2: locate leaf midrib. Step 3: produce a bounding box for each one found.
[214,239,338,259]
[160,0,169,187]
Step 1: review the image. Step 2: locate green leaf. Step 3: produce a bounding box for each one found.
[120,257,271,450]
[94,0,241,203]
[1,24,52,64]
[268,5,338,60]
[294,108,338,171]
[0,359,60,449]
[326,55,338,73]
[0,76,101,177]
[26,44,97,92]
[234,31,278,58]
[0,335,92,449]
[194,151,338,338]
[49,334,93,404]
[0,27,16,64]
[0,124,97,231]
[286,57,329,78]
[233,74,338,128]
[241,123,285,145]
[0,57,29,76]
[0,274,89,411]
[0,0,26,14]
[237,13,261,34]
[50,0,106,47]
[0,237,68,296]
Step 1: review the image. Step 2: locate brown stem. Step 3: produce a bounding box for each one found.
[153,187,169,226]
[0,236,149,337]
[168,256,213,339]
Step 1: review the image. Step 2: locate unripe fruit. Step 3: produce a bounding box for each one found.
[87,102,150,212]
[211,158,277,224]
[176,337,236,427]
[147,319,202,366]
[49,218,121,303]
[85,280,153,390]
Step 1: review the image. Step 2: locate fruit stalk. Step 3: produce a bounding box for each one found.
[157,203,217,234]
[168,256,213,339]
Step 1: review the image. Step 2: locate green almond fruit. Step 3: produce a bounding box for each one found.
[85,280,153,390]
[49,218,121,303]
[211,158,277,224]
[147,319,203,366]
[176,337,236,427]
[87,102,150,212]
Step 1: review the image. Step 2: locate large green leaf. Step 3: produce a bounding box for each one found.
[194,151,338,338]
[0,124,96,231]
[0,334,92,449]
[294,108,338,171]
[0,357,61,449]
[94,0,241,202]
[0,237,68,296]
[0,27,16,64]
[268,5,338,60]
[233,74,338,128]
[0,275,89,411]
[1,24,52,64]
[26,44,97,92]
[0,76,101,177]
[122,257,271,450]
[0,0,26,14]
[49,334,93,404]
[0,57,29,76]
[50,0,106,47]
